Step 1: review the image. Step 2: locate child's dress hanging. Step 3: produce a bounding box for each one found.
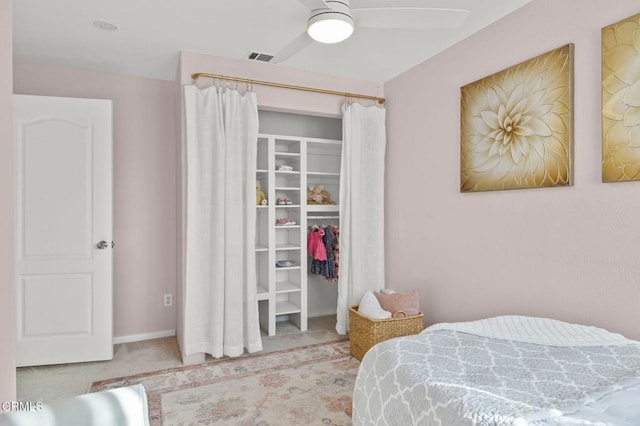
[307,225,339,282]
[308,226,327,275]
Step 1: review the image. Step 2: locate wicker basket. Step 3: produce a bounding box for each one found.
[349,305,424,361]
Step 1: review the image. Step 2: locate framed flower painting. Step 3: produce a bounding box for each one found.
[460,44,574,192]
[602,13,640,182]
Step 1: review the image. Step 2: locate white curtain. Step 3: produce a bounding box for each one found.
[183,85,263,357]
[336,102,387,335]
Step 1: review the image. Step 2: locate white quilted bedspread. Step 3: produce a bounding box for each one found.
[352,316,640,426]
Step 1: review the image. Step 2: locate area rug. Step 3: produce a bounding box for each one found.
[91,339,358,425]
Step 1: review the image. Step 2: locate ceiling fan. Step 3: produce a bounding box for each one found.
[272,0,470,62]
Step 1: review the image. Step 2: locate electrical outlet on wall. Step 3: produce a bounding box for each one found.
[164,294,173,307]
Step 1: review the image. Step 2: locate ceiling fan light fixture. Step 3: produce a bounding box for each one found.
[306,1,354,44]
[307,15,354,43]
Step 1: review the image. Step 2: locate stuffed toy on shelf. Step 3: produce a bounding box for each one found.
[256,181,268,205]
[307,185,335,205]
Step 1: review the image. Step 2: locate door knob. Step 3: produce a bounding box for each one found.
[96,241,109,249]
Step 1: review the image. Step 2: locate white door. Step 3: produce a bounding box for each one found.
[14,94,113,367]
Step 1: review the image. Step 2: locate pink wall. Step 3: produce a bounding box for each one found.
[13,61,177,339]
[176,52,382,359]
[0,0,16,402]
[384,0,640,340]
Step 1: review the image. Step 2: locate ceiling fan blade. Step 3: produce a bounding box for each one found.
[297,0,330,11]
[352,7,469,29]
[272,32,314,63]
[350,0,459,9]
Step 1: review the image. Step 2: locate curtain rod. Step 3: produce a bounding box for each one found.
[191,72,385,105]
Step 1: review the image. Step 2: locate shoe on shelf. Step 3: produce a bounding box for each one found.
[276,197,292,205]
[276,260,296,268]
[276,218,296,226]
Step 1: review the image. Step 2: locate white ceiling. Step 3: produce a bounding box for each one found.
[12,0,532,83]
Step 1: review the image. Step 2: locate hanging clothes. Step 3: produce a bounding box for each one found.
[308,225,339,282]
[308,226,327,275]
[331,226,340,280]
[307,226,327,261]
[309,226,324,276]
[322,226,338,281]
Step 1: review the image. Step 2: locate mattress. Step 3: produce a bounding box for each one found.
[352,315,640,426]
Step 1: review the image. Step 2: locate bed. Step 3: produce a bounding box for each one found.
[352,315,640,425]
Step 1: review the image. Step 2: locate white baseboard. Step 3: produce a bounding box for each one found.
[113,329,176,345]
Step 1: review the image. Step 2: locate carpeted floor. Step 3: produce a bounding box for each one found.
[17,316,343,404]
[91,339,358,425]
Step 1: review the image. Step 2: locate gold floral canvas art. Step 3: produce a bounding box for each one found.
[460,44,574,192]
[602,13,640,182]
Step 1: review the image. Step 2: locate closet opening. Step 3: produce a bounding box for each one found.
[255,110,342,336]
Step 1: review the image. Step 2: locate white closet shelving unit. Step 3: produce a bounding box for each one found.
[256,133,341,336]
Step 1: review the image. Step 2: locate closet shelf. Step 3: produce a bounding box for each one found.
[276,281,300,293]
[275,187,300,191]
[307,171,340,177]
[257,284,269,300]
[275,224,300,229]
[275,244,301,251]
[275,152,301,157]
[276,301,301,315]
[307,139,342,146]
[275,265,301,271]
[307,204,338,212]
[257,169,268,174]
[255,245,268,252]
[275,170,300,175]
[275,204,301,208]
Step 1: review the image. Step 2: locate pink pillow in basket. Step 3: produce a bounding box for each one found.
[374,290,420,317]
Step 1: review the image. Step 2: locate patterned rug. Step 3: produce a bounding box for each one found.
[91,339,358,425]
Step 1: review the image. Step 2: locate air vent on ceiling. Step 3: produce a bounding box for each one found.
[248,52,274,63]
[92,20,118,31]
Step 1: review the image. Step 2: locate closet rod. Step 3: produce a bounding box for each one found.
[192,72,385,105]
